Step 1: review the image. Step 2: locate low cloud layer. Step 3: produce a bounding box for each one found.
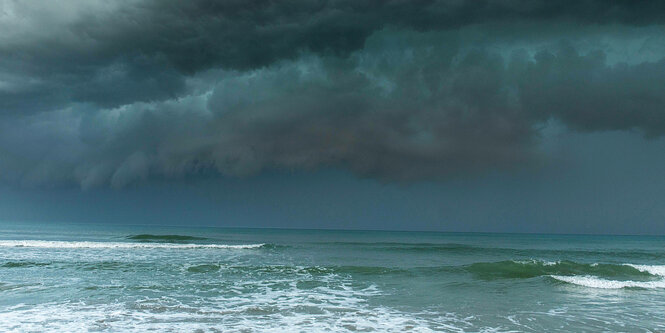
[1,0,665,188]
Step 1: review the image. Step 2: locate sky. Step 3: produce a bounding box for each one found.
[1,0,665,234]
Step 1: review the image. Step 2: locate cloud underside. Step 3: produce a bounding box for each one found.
[1,0,665,188]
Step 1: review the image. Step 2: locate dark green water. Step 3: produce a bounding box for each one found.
[1,222,664,332]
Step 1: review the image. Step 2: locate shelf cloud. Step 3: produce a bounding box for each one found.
[2,0,665,188]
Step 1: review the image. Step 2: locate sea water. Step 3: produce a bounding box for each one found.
[1,222,664,332]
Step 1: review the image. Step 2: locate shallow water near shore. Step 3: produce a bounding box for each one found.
[1,222,664,332]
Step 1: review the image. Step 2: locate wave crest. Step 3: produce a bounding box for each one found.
[0,240,264,249]
[550,275,665,289]
[466,260,656,280]
[466,260,665,289]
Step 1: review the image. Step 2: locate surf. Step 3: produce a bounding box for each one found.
[465,259,665,289]
[550,275,665,289]
[0,240,265,249]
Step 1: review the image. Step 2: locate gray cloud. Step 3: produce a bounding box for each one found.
[3,0,665,112]
[518,45,665,136]
[1,1,665,188]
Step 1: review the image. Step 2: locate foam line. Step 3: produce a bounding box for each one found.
[0,240,264,249]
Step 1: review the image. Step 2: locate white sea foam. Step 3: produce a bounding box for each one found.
[0,256,483,332]
[624,264,665,277]
[513,259,559,266]
[551,275,665,289]
[0,280,472,333]
[0,240,264,249]
[553,264,665,289]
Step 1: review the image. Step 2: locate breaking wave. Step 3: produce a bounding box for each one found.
[549,275,665,289]
[466,260,656,280]
[0,240,265,249]
[466,260,665,289]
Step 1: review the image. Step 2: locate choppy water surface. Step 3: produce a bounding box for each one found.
[1,222,664,332]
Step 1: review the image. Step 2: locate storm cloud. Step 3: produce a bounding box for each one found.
[1,0,665,188]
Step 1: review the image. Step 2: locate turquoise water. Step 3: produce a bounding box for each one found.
[1,222,664,332]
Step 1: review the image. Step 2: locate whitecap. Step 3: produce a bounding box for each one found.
[550,275,665,289]
[624,264,665,277]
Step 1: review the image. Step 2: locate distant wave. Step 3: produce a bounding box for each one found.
[0,240,265,249]
[126,234,208,241]
[2,261,51,268]
[318,242,665,261]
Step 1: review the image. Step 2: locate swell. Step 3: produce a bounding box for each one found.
[4,257,665,291]
[0,261,414,277]
[465,260,659,280]
[333,242,665,261]
[465,260,665,289]
[126,234,208,242]
[1,261,51,268]
[183,264,427,277]
[23,260,661,284]
[2,257,660,281]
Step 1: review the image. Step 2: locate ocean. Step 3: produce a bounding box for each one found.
[0,222,664,332]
